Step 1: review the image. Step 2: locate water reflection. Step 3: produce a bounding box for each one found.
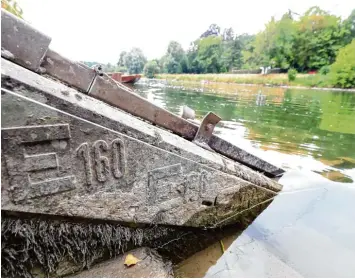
[135,80,355,183]
[133,79,355,277]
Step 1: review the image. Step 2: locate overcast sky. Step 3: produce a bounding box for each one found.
[17,0,353,64]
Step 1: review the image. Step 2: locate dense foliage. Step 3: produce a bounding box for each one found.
[143,60,160,78]
[155,7,354,76]
[121,48,147,74]
[79,6,354,88]
[328,39,355,88]
[288,69,297,81]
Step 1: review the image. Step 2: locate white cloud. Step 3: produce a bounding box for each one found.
[16,0,353,63]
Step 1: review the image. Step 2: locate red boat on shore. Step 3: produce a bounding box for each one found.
[108,72,141,84]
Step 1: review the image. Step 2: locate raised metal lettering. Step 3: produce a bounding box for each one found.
[93,140,110,182]
[111,138,126,179]
[147,163,183,205]
[77,138,125,185]
[76,142,93,186]
[2,124,75,202]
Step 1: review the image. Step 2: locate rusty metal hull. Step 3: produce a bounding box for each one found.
[0,9,285,278]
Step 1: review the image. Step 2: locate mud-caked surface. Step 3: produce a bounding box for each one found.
[72,247,173,278]
[1,214,253,278]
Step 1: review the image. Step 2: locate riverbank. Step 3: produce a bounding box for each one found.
[155,73,355,91]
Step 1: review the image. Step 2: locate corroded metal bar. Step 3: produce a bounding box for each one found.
[209,136,285,177]
[41,49,96,92]
[1,9,51,71]
[88,74,199,139]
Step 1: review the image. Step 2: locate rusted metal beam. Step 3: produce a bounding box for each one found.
[209,135,284,177]
[1,9,51,72]
[41,49,96,92]
[88,74,199,139]
[88,75,284,177]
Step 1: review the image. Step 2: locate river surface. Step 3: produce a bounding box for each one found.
[133,79,355,277]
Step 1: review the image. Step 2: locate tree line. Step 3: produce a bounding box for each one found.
[2,1,354,87]
[86,6,354,80]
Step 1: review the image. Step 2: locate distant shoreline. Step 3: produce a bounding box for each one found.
[154,74,355,92]
[270,84,355,92]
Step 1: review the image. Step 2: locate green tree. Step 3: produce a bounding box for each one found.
[252,17,277,68]
[195,36,224,73]
[117,51,127,67]
[163,54,181,73]
[143,60,160,78]
[328,39,355,88]
[161,41,187,73]
[270,13,297,69]
[343,9,355,44]
[293,6,347,71]
[193,24,223,73]
[123,48,147,74]
[167,41,185,62]
[153,7,354,74]
[240,34,257,69]
[251,13,297,69]
[221,34,244,71]
[186,42,203,73]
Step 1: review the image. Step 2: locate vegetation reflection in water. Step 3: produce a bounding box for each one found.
[133,80,355,277]
[135,80,355,183]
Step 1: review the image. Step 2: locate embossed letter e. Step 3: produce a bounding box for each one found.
[2,124,75,203]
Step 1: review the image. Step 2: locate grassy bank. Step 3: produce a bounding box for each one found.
[155,73,351,89]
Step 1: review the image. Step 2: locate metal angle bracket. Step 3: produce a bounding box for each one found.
[193,112,221,151]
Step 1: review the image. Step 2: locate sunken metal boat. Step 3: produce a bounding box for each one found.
[1,9,284,277]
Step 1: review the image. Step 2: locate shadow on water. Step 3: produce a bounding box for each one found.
[133,79,355,277]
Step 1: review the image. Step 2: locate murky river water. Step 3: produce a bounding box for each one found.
[133,80,355,277]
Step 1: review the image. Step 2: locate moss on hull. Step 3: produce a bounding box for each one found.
[1,215,173,277]
[1,214,248,278]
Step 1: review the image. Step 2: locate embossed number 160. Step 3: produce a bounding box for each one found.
[76,139,126,186]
